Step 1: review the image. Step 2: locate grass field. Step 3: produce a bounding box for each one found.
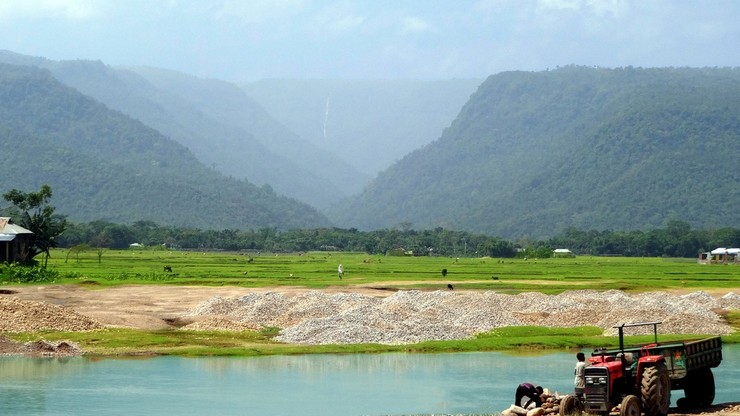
[42,248,740,293]
[3,249,739,356]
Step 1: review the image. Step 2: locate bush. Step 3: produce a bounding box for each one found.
[1,262,59,283]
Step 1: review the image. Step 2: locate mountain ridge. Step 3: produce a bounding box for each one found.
[0,61,329,229]
[328,66,740,238]
[0,50,364,209]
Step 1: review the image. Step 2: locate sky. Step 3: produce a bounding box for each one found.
[0,0,739,82]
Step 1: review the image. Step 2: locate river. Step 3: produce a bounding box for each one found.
[1,345,738,416]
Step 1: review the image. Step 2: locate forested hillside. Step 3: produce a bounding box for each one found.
[242,79,482,176]
[328,66,740,238]
[0,50,365,209]
[0,62,329,229]
[124,67,369,207]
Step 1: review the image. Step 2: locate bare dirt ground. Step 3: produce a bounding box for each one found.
[669,403,740,416]
[3,284,390,329]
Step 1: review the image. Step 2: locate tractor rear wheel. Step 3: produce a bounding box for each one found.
[683,368,715,408]
[560,395,583,416]
[641,363,671,416]
[620,395,641,416]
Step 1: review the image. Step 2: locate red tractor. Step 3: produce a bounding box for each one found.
[561,322,722,416]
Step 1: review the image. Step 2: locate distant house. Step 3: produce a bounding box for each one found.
[387,248,413,256]
[698,247,740,264]
[0,217,34,263]
[553,248,575,258]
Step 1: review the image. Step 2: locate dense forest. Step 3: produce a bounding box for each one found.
[2,51,739,239]
[55,219,738,259]
[0,50,478,208]
[329,66,740,238]
[0,63,329,230]
[0,50,364,208]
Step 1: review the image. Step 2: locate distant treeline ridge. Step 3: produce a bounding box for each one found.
[58,220,739,258]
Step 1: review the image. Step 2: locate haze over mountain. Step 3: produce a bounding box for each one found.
[0,62,329,229]
[243,79,481,176]
[328,66,740,238]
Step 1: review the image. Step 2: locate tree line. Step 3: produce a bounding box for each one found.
[3,185,737,263]
[58,219,738,259]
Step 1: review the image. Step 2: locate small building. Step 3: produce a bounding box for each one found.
[698,247,740,264]
[0,217,34,263]
[553,248,575,258]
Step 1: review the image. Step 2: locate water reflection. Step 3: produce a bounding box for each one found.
[0,345,737,416]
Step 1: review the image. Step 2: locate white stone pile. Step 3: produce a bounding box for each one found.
[185,290,738,345]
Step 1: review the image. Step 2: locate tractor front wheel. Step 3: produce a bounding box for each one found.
[560,395,583,416]
[620,395,641,416]
[641,363,671,416]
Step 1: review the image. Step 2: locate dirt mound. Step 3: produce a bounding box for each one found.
[0,336,83,356]
[0,296,104,332]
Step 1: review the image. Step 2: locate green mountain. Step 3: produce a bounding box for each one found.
[242,78,482,176]
[0,50,366,209]
[0,62,329,229]
[328,66,740,238]
[123,66,370,208]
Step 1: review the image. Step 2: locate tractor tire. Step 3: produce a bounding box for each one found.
[620,395,641,416]
[683,368,715,408]
[641,363,671,416]
[560,395,582,416]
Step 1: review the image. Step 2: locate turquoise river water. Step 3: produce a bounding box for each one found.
[0,345,738,416]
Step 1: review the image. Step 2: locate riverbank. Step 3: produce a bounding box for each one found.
[2,284,738,416]
[0,285,738,354]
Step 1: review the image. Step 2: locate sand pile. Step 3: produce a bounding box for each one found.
[0,296,104,332]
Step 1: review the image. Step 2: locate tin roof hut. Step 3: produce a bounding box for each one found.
[0,217,34,263]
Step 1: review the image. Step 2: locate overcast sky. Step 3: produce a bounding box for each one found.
[1,0,738,82]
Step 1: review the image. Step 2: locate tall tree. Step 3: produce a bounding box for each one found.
[3,184,67,266]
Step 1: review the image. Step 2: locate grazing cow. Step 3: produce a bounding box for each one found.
[441,268,448,277]
[447,283,454,290]
[163,266,173,272]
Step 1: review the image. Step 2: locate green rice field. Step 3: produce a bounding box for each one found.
[41,248,740,294]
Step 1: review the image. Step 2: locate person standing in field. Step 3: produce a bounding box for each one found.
[574,352,587,398]
[338,264,343,279]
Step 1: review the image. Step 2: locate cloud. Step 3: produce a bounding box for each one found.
[0,0,99,20]
[401,16,433,34]
[211,0,306,23]
[536,0,628,17]
[310,3,366,34]
[327,13,365,32]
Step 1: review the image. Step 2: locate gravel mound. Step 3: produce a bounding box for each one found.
[0,296,104,332]
[186,290,737,345]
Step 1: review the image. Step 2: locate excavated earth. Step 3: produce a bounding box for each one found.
[1,285,738,414]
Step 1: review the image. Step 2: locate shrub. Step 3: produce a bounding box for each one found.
[1,262,59,283]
